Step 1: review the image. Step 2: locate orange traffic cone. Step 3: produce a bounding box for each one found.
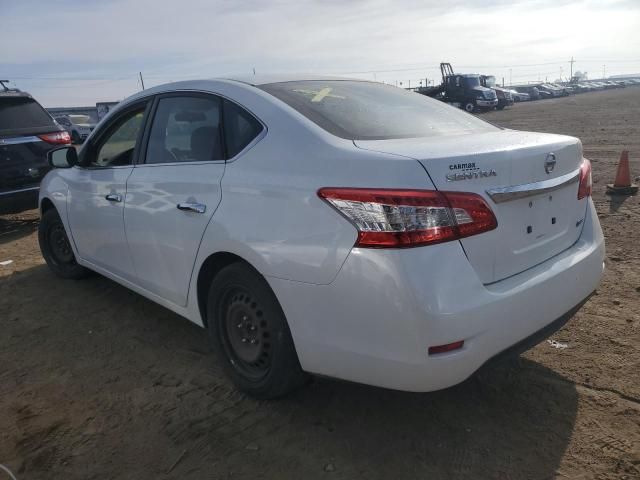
[606,150,638,195]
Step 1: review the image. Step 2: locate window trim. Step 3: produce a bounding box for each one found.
[136,90,266,168]
[78,100,151,170]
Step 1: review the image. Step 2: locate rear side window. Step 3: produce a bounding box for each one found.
[223,100,263,158]
[0,97,55,131]
[146,96,223,164]
[259,80,497,140]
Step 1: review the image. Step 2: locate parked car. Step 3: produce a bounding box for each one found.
[537,88,555,99]
[54,114,97,144]
[39,76,605,398]
[508,89,530,102]
[572,83,592,93]
[537,84,563,97]
[548,83,572,95]
[515,85,541,100]
[586,82,605,90]
[0,81,71,215]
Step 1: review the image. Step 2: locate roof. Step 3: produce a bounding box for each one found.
[0,90,32,99]
[221,73,366,86]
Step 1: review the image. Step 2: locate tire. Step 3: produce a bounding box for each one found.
[38,208,89,279]
[497,105,506,110]
[206,262,308,399]
[464,102,475,113]
[71,130,81,144]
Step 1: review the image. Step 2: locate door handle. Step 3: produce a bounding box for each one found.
[177,202,206,214]
[105,193,122,202]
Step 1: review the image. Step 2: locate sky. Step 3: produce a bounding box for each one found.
[2,0,639,107]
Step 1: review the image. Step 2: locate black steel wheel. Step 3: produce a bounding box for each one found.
[38,208,89,279]
[221,287,272,380]
[207,262,308,399]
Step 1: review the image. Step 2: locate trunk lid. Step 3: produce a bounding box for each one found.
[355,130,588,283]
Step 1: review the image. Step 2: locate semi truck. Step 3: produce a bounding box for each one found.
[415,63,498,112]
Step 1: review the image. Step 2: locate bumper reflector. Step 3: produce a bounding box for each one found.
[428,340,464,355]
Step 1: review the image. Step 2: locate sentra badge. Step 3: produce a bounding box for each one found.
[446,162,497,182]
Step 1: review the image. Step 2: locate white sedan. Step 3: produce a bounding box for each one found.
[39,76,605,398]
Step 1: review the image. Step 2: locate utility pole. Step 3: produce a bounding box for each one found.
[602,64,606,79]
[253,67,256,76]
[569,56,575,80]
[139,71,145,90]
[509,68,512,86]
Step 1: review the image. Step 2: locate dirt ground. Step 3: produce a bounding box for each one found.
[1,88,639,480]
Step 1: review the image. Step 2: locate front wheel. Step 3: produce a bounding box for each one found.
[38,208,89,279]
[464,102,475,113]
[207,263,308,399]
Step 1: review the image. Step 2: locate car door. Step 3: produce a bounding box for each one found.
[65,101,150,281]
[124,93,263,306]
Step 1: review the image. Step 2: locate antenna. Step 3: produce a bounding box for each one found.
[569,56,575,79]
[0,80,11,91]
[139,72,145,90]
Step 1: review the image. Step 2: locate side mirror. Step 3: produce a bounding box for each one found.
[48,146,78,168]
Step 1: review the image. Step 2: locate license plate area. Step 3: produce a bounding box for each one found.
[493,184,585,274]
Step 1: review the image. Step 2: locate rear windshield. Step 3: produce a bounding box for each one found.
[259,80,496,140]
[0,97,55,131]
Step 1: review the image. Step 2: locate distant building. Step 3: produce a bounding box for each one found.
[47,106,98,122]
[47,101,120,123]
[96,101,119,120]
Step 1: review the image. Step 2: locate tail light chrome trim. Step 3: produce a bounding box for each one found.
[486,167,580,204]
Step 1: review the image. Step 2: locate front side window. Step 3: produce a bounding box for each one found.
[145,96,223,164]
[90,107,145,167]
[259,80,497,140]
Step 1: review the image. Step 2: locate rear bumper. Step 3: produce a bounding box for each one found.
[269,199,605,392]
[0,186,39,215]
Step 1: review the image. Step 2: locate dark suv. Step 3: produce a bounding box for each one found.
[0,81,70,215]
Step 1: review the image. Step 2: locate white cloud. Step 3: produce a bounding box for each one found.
[2,0,639,105]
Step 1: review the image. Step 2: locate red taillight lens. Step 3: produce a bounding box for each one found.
[577,159,592,200]
[38,131,71,145]
[428,340,465,355]
[317,188,497,248]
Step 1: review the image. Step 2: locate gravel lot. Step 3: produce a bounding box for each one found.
[1,87,639,480]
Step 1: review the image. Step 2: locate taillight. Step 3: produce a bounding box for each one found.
[317,188,498,248]
[38,131,71,145]
[577,159,592,200]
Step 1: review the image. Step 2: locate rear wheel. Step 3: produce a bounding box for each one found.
[207,263,308,399]
[38,208,88,279]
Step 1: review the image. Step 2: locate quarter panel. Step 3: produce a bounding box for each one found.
[195,128,436,286]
